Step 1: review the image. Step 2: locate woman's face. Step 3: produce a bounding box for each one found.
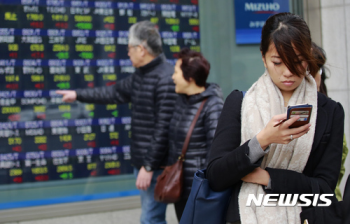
[172,59,191,94]
[262,43,308,95]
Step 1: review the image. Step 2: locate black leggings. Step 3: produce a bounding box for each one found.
[174,197,188,222]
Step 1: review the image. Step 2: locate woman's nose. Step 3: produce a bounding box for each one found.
[283,68,293,77]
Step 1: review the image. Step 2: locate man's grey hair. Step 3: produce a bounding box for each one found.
[128,21,163,57]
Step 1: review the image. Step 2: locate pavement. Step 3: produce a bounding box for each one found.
[4,204,178,224]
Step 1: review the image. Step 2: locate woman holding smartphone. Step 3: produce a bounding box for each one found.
[206,13,344,224]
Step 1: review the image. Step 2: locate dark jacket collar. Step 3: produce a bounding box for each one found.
[179,83,223,105]
[137,53,166,75]
[318,92,328,107]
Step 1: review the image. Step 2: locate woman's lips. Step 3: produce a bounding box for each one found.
[282,81,294,86]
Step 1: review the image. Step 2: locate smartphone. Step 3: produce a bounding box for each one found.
[286,104,313,128]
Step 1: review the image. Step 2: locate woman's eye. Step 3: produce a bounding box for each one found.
[273,62,281,65]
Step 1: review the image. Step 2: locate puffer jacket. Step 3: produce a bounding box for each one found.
[167,83,224,198]
[76,54,177,170]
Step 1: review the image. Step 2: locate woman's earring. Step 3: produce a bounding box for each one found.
[306,67,311,76]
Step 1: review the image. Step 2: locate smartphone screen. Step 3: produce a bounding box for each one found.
[287,104,313,128]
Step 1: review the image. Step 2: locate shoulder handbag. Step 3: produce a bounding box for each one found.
[179,169,233,224]
[180,91,246,224]
[299,177,349,224]
[154,98,208,203]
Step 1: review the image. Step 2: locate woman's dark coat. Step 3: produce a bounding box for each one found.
[167,83,224,198]
[207,90,344,222]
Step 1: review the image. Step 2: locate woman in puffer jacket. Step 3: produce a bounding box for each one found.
[167,48,224,221]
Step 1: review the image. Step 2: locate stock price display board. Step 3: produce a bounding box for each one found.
[0,0,199,185]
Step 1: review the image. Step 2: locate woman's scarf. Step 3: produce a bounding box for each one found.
[238,71,318,224]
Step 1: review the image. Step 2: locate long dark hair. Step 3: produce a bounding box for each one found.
[312,42,328,96]
[260,13,320,77]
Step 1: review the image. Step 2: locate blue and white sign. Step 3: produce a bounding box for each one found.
[234,0,290,44]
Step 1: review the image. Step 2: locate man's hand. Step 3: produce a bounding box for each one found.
[136,166,153,191]
[56,90,77,103]
[241,167,270,186]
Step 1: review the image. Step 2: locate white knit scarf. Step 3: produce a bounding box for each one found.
[238,71,318,224]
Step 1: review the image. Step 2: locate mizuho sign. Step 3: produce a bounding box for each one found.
[244,2,281,12]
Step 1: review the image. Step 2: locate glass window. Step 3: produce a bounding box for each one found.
[0,0,199,213]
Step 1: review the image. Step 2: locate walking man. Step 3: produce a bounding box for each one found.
[57,21,176,224]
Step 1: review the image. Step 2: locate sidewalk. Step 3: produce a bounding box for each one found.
[5,204,178,224]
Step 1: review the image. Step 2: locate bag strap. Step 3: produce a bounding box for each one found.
[179,98,208,161]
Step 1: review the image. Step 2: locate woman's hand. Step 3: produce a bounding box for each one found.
[241,167,270,186]
[256,113,311,149]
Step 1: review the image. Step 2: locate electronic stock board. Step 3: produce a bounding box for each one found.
[0,0,200,185]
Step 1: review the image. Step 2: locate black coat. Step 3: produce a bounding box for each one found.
[167,83,224,198]
[207,90,344,222]
[76,54,177,170]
